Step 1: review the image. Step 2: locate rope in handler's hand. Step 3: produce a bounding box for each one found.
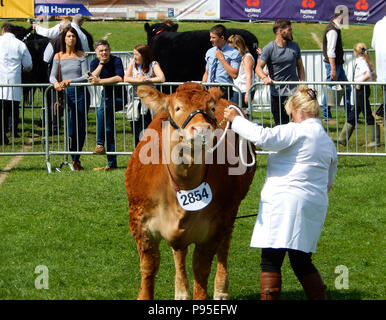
[208,105,256,167]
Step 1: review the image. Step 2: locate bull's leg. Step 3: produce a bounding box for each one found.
[192,244,217,300]
[136,237,161,300]
[173,247,190,300]
[214,235,231,300]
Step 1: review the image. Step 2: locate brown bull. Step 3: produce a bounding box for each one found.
[125,82,256,300]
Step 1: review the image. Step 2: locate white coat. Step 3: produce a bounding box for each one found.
[231,116,338,253]
[0,32,32,102]
[372,15,386,82]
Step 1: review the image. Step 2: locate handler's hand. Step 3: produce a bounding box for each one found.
[223,107,239,123]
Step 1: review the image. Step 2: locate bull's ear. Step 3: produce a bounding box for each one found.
[144,23,150,32]
[171,23,178,32]
[208,87,223,103]
[137,85,169,113]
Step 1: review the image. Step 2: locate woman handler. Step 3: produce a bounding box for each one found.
[224,85,338,300]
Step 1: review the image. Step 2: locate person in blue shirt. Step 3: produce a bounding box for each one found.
[202,24,241,99]
[89,39,125,171]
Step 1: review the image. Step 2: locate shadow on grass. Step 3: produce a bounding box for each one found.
[232,289,362,300]
[339,162,376,169]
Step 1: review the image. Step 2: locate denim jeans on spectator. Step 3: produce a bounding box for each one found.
[231,90,255,113]
[96,95,123,168]
[66,87,89,163]
[271,94,289,125]
[322,62,352,121]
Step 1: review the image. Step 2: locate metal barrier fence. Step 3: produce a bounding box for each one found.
[0,79,384,173]
[85,49,364,108]
[248,80,385,156]
[42,82,239,173]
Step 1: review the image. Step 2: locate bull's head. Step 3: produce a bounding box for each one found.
[144,21,178,45]
[137,82,223,164]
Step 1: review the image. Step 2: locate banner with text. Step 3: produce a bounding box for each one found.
[221,0,386,24]
[34,1,220,20]
[0,0,34,18]
[35,3,92,16]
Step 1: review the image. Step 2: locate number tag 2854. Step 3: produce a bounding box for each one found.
[176,182,212,211]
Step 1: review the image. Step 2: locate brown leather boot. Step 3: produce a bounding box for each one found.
[260,272,282,300]
[299,272,327,300]
[72,161,84,172]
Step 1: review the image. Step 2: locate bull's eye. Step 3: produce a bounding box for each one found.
[175,106,181,112]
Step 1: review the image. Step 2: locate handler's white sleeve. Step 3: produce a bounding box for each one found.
[35,24,61,39]
[22,45,33,72]
[231,116,297,152]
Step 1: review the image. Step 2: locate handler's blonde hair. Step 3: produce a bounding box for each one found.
[284,85,320,118]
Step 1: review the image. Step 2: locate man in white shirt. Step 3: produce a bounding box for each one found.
[0,23,32,144]
[321,11,352,124]
[33,14,90,52]
[372,12,386,116]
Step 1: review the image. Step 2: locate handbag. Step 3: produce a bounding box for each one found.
[53,54,64,117]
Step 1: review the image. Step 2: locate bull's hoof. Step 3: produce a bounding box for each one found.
[175,293,191,300]
[213,292,229,300]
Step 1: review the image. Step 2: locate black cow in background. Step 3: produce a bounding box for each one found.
[145,21,259,83]
[12,25,49,84]
[11,25,50,106]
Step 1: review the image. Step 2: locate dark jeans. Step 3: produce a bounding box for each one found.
[261,248,318,279]
[271,95,289,125]
[348,85,375,127]
[231,90,255,112]
[322,63,352,120]
[65,87,89,162]
[96,95,123,168]
[0,100,19,144]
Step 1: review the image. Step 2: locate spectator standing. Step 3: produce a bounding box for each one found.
[202,24,241,99]
[228,34,255,112]
[255,20,305,126]
[90,40,125,171]
[0,22,32,144]
[33,15,90,52]
[49,27,89,171]
[124,44,165,146]
[322,11,352,124]
[337,43,379,147]
[43,19,71,135]
[224,86,337,300]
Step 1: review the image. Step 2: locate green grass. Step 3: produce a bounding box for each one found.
[0,20,385,300]
[0,155,385,300]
